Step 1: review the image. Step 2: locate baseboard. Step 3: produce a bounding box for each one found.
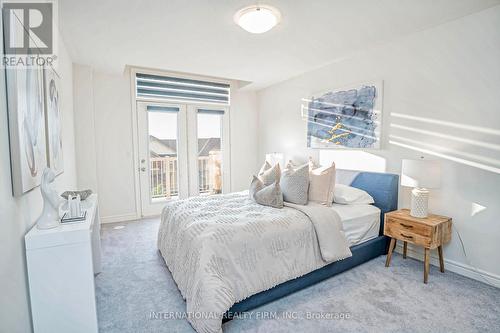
[100,213,140,224]
[395,244,500,288]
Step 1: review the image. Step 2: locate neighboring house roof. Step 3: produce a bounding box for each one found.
[198,138,221,157]
[149,136,220,157]
[149,136,177,157]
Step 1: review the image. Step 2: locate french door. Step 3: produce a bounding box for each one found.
[137,101,230,216]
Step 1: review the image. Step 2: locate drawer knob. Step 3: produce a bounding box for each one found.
[400,223,413,229]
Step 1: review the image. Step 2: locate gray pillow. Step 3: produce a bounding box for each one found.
[254,181,284,208]
[281,163,309,205]
[249,175,264,200]
[258,163,281,186]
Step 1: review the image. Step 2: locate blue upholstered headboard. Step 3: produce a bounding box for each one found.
[336,169,399,235]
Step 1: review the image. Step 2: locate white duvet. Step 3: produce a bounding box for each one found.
[158,191,351,333]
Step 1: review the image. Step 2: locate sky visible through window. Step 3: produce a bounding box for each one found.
[148,112,221,139]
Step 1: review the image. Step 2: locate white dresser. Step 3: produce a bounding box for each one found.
[25,194,101,333]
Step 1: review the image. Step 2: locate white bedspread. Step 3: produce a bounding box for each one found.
[158,191,351,333]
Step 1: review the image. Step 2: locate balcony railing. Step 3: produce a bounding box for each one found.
[150,157,178,199]
[150,153,221,199]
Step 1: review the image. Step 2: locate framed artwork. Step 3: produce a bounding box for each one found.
[5,65,48,196]
[44,67,64,175]
[305,81,383,149]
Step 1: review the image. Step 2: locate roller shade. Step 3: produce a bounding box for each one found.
[146,105,179,113]
[197,109,225,115]
[136,73,230,104]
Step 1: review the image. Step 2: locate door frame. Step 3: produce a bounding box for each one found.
[130,67,232,218]
[187,104,231,196]
[136,101,189,217]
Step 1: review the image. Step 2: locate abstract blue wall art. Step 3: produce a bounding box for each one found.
[306,82,382,149]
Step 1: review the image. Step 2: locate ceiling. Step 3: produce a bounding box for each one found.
[59,0,500,90]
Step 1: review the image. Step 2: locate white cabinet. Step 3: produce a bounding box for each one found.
[25,194,101,333]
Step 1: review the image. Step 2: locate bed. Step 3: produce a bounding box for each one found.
[336,202,381,246]
[158,169,398,333]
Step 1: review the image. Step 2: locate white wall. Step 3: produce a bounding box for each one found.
[0,37,78,332]
[93,71,139,221]
[73,64,98,193]
[73,68,259,222]
[229,88,259,191]
[257,6,500,285]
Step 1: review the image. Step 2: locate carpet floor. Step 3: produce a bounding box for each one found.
[95,218,500,333]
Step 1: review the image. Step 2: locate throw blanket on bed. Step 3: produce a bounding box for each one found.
[284,201,352,262]
[157,191,352,333]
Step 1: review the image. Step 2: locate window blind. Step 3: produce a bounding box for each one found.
[197,108,224,115]
[146,105,179,113]
[136,73,230,104]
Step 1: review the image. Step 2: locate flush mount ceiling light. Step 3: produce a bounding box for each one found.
[234,5,281,34]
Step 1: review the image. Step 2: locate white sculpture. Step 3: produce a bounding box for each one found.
[36,168,63,229]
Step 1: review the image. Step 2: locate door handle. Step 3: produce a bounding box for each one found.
[400,233,414,240]
[139,167,146,172]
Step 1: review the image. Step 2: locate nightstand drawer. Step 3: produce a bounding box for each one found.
[384,221,432,247]
[386,217,432,237]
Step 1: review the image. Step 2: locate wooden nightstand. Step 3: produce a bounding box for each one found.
[384,209,452,283]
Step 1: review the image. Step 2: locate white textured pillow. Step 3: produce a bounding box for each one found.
[287,159,315,171]
[281,164,309,205]
[308,163,336,206]
[333,184,374,205]
[258,163,281,186]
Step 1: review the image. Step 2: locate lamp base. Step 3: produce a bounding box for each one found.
[410,188,429,218]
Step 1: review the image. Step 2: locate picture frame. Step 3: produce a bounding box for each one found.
[304,81,383,149]
[5,65,48,196]
[44,66,64,175]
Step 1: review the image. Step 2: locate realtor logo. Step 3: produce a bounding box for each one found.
[2,1,57,67]
[2,2,53,54]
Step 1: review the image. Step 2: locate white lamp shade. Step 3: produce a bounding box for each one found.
[266,152,285,168]
[401,159,441,189]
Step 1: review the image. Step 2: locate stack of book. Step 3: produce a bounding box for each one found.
[61,210,87,224]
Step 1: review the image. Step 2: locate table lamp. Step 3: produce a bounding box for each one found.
[401,159,441,218]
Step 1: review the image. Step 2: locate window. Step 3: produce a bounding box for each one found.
[197,109,224,195]
[146,106,179,200]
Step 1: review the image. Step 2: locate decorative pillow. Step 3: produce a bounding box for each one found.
[258,161,272,175]
[286,158,313,170]
[258,163,281,186]
[308,162,336,206]
[254,181,284,208]
[249,176,264,200]
[308,157,318,171]
[281,163,309,205]
[333,184,374,205]
[287,157,317,171]
[285,160,296,169]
